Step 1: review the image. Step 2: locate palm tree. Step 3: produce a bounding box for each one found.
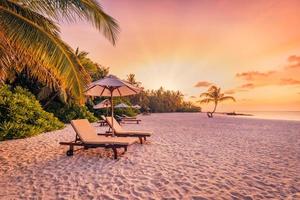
[199,85,235,118]
[0,0,119,100]
[127,74,141,87]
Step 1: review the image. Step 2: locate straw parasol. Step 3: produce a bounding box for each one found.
[93,99,111,116]
[132,105,141,109]
[85,75,141,135]
[93,99,111,109]
[115,103,130,108]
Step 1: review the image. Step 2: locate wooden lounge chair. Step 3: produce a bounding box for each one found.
[122,114,137,119]
[97,119,107,127]
[59,119,137,159]
[116,114,141,124]
[101,116,152,144]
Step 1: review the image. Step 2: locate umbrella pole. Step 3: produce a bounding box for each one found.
[110,89,114,136]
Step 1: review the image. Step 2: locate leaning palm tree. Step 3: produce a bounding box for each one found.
[199,85,235,118]
[0,0,119,100]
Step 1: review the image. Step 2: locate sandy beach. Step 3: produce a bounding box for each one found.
[0,113,299,199]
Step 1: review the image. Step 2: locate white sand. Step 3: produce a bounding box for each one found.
[0,113,299,199]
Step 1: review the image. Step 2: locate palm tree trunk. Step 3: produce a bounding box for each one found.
[207,101,217,118]
[212,101,218,113]
[43,92,59,108]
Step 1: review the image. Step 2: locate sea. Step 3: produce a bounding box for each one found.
[237,111,300,121]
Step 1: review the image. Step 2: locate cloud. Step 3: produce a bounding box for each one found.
[224,87,249,95]
[287,55,300,68]
[236,71,275,81]
[233,55,300,92]
[240,83,255,89]
[194,81,213,87]
[224,89,236,94]
[280,78,300,85]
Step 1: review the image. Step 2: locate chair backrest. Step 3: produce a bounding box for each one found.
[71,119,97,143]
[100,115,106,121]
[105,116,123,132]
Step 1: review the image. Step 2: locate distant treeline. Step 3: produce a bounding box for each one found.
[125,88,199,113]
[124,74,200,113]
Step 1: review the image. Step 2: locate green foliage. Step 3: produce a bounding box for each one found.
[113,98,138,117]
[125,75,200,113]
[46,101,98,123]
[128,87,200,113]
[75,48,109,82]
[0,0,119,100]
[0,85,64,141]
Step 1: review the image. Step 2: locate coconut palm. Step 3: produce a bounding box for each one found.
[0,0,119,99]
[199,85,235,118]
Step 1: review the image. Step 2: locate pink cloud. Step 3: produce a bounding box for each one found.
[236,71,275,81]
[287,55,300,69]
[240,83,255,89]
[194,81,213,87]
[280,78,300,85]
[233,55,300,93]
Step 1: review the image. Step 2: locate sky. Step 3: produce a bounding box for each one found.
[60,0,300,112]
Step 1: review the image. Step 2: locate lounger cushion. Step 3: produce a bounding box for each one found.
[105,117,152,136]
[116,130,152,136]
[71,119,137,145]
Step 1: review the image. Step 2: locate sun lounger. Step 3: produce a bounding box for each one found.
[97,119,107,126]
[59,119,137,159]
[122,114,137,119]
[116,114,141,124]
[101,116,152,144]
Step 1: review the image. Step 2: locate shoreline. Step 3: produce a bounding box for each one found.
[198,111,300,122]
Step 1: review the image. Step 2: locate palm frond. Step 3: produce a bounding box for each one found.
[0,31,14,82]
[208,85,218,92]
[219,96,236,102]
[198,98,215,104]
[21,0,119,45]
[0,0,91,98]
[200,92,214,98]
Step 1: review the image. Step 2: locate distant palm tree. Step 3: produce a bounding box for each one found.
[0,0,119,99]
[199,85,235,118]
[127,74,141,87]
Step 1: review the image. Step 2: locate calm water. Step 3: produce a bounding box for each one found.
[237,111,300,121]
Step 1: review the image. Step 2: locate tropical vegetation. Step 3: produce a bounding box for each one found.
[124,74,200,113]
[0,0,118,140]
[0,0,119,101]
[0,85,64,140]
[199,85,235,118]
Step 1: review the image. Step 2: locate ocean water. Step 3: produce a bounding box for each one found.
[237,111,300,121]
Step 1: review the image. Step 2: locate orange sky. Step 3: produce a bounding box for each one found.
[61,0,300,111]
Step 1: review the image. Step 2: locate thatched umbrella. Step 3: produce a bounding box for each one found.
[93,99,111,116]
[115,103,130,108]
[85,75,141,135]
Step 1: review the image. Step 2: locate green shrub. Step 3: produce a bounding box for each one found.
[46,102,98,123]
[0,85,64,141]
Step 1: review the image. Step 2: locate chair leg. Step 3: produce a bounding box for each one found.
[124,146,127,152]
[144,136,147,141]
[66,145,74,156]
[139,137,143,144]
[112,147,118,159]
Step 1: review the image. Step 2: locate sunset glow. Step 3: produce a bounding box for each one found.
[61,0,300,111]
